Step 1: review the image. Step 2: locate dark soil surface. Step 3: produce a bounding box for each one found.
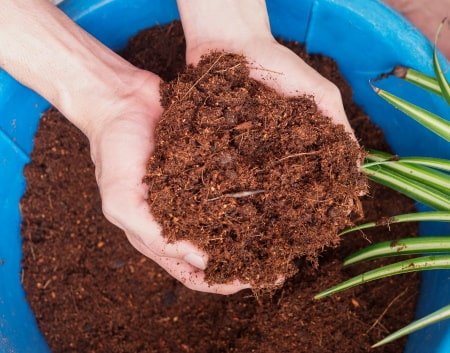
[147,51,366,288]
[21,22,419,353]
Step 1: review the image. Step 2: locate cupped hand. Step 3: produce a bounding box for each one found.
[87,69,250,295]
[0,0,249,295]
[184,39,355,290]
[186,37,354,138]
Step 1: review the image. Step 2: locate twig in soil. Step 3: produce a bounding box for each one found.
[276,288,285,305]
[200,168,206,186]
[47,193,53,210]
[362,231,373,244]
[149,194,159,208]
[181,53,226,100]
[207,189,265,202]
[42,279,52,290]
[208,236,224,243]
[214,63,241,73]
[349,227,372,244]
[353,197,364,222]
[366,287,409,334]
[29,243,36,261]
[274,151,321,163]
[347,310,389,335]
[70,287,79,314]
[378,322,390,334]
[249,65,284,75]
[163,53,226,118]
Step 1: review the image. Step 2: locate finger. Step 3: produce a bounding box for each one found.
[126,230,250,295]
[110,189,209,270]
[157,256,251,295]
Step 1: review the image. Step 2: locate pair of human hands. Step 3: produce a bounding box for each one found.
[92,14,352,295]
[3,0,445,295]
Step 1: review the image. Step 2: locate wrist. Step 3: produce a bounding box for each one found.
[76,66,162,142]
[51,51,143,134]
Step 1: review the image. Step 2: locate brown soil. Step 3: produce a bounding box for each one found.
[146,51,366,288]
[21,22,419,353]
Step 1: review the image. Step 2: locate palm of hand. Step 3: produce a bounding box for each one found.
[89,71,249,294]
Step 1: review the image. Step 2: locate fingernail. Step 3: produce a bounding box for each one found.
[183,253,207,270]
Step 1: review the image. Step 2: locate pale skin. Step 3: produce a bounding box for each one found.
[0,0,445,295]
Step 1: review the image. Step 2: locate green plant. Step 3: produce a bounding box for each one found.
[315,20,450,347]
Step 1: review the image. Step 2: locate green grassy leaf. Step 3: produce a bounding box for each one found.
[364,156,450,173]
[340,211,450,236]
[433,19,450,104]
[366,149,392,160]
[363,152,450,194]
[362,162,450,195]
[314,255,450,300]
[373,86,450,141]
[372,303,450,347]
[366,151,450,172]
[344,236,450,266]
[363,166,450,211]
[393,66,442,96]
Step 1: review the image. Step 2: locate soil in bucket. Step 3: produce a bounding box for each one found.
[21,21,419,353]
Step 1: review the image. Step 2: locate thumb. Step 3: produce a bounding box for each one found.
[92,112,208,270]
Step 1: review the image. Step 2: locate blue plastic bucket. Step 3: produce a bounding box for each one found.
[0,0,449,352]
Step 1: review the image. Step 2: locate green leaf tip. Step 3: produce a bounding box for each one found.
[372,86,450,141]
[315,255,450,300]
[340,211,450,236]
[363,156,450,173]
[433,18,450,104]
[344,236,450,266]
[372,303,450,347]
[362,165,450,211]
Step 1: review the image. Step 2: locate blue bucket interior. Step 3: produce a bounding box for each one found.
[0,0,449,352]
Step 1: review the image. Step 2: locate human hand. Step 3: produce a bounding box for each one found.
[88,70,250,295]
[178,0,354,138]
[0,0,248,294]
[189,40,353,137]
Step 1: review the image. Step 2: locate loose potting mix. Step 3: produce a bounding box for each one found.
[21,22,419,353]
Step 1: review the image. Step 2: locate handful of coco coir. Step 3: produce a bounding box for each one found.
[144,52,367,289]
